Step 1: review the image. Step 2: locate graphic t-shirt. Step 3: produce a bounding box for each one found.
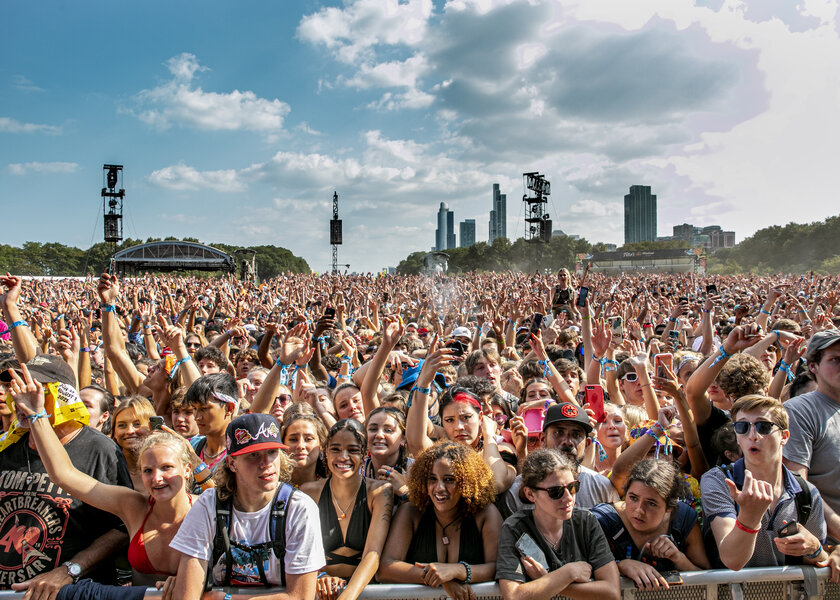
[0,427,131,588]
[170,487,325,586]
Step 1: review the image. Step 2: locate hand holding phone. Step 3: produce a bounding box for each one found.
[584,385,605,424]
[515,533,549,572]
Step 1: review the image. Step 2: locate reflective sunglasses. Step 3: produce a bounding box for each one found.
[733,420,781,436]
[275,394,292,406]
[493,413,509,426]
[532,480,581,499]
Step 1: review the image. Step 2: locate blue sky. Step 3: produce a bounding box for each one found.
[3,0,840,273]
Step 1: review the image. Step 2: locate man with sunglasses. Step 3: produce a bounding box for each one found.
[501,402,619,517]
[783,329,840,581]
[700,395,826,569]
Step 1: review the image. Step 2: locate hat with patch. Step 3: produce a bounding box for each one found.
[0,354,75,388]
[225,413,287,457]
[542,402,593,435]
[806,329,840,362]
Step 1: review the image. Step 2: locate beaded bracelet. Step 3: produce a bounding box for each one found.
[459,561,472,584]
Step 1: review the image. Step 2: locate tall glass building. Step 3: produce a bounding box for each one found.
[460,219,476,247]
[624,185,657,244]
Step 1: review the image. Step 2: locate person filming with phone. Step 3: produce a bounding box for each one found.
[496,449,619,600]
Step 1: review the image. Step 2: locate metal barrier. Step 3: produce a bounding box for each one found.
[0,567,834,599]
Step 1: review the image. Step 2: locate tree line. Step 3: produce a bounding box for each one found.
[0,238,310,278]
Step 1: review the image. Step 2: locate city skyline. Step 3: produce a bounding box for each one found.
[4,1,838,272]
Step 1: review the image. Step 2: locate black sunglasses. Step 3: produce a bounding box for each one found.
[532,480,581,499]
[275,394,292,405]
[733,420,781,436]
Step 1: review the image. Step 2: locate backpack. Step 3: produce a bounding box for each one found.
[209,483,296,587]
[702,464,812,568]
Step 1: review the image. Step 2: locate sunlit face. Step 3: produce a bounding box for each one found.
[677,361,698,387]
[325,429,364,479]
[184,336,202,356]
[472,357,501,387]
[596,409,626,451]
[557,369,580,397]
[113,409,150,452]
[708,382,731,411]
[525,468,576,522]
[235,358,257,380]
[734,407,788,465]
[625,481,670,534]
[198,358,221,376]
[270,387,292,422]
[171,405,198,438]
[366,413,404,459]
[441,402,480,447]
[245,370,268,403]
[760,347,778,371]
[228,449,281,494]
[144,361,169,391]
[427,457,461,513]
[192,398,231,437]
[140,445,190,501]
[283,421,321,471]
[334,387,364,422]
[811,344,840,397]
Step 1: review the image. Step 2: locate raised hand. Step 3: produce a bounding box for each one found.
[7,364,45,419]
[725,470,772,526]
[97,273,120,305]
[0,273,22,309]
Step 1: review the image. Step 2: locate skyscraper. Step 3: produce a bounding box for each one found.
[435,202,456,251]
[624,185,657,244]
[489,184,507,242]
[460,219,476,247]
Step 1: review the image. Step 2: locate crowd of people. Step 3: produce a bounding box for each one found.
[0,266,838,600]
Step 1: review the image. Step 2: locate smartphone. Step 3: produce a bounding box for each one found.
[515,533,549,572]
[447,340,467,357]
[530,313,544,334]
[149,416,165,431]
[584,385,605,423]
[661,571,684,585]
[576,286,589,307]
[653,353,673,379]
[778,520,798,537]
[678,296,689,304]
[324,306,336,319]
[520,407,545,438]
[706,284,718,295]
[608,316,623,342]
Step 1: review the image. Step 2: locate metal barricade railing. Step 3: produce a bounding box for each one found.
[0,567,834,599]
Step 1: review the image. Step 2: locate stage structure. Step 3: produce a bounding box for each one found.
[102,164,125,245]
[523,172,551,243]
[111,241,236,275]
[330,191,345,273]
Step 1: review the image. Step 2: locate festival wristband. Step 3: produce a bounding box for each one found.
[411,385,431,395]
[24,410,48,422]
[806,545,824,559]
[8,320,28,332]
[100,303,117,313]
[735,519,760,534]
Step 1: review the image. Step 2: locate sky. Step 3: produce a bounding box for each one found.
[2,0,840,274]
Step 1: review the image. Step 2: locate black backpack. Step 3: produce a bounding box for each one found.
[702,464,812,568]
[210,483,296,587]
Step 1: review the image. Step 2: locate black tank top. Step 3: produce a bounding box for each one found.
[318,478,371,567]
[405,508,484,565]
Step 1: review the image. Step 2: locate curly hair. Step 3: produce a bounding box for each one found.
[408,441,495,515]
[625,458,687,509]
[717,353,769,400]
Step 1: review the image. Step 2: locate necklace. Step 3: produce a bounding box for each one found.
[536,524,562,550]
[435,514,461,545]
[330,479,360,520]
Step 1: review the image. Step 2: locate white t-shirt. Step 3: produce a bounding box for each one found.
[170,487,325,586]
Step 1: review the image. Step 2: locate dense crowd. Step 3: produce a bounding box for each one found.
[0,267,839,600]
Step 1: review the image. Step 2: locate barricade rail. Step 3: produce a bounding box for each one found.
[0,567,835,599]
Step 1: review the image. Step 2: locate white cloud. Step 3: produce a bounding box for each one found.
[569,199,623,217]
[132,53,290,134]
[8,161,77,175]
[11,75,44,92]
[0,117,60,134]
[147,163,249,192]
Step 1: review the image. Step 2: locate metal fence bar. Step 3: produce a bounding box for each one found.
[0,567,832,599]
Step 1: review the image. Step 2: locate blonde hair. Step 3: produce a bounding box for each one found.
[731,394,788,430]
[110,396,155,442]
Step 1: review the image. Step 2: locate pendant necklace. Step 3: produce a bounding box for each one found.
[331,480,359,520]
[435,515,461,545]
[536,525,562,550]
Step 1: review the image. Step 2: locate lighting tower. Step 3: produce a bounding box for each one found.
[330,191,343,273]
[523,172,551,242]
[102,164,125,264]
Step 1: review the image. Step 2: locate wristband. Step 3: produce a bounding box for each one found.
[53,314,64,322]
[581,315,591,320]
[701,309,711,313]
[411,385,431,395]
[81,347,91,353]
[100,303,117,313]
[224,594,232,600]
[8,320,28,332]
[643,323,653,328]
[24,410,48,423]
[735,519,760,535]
[459,560,472,584]
[772,330,780,342]
[806,544,824,559]
[669,317,678,323]
[761,309,772,315]
[710,347,732,368]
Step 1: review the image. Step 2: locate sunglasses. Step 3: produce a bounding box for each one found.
[275,394,292,406]
[733,420,782,436]
[532,480,581,499]
[493,414,509,426]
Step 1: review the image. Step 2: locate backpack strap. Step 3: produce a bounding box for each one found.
[791,473,813,526]
[270,483,296,587]
[212,491,234,587]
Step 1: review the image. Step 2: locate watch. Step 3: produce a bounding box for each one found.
[63,561,82,583]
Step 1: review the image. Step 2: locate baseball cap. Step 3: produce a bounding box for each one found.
[806,329,840,361]
[451,326,471,339]
[225,413,288,457]
[542,402,593,435]
[395,360,447,391]
[0,354,76,388]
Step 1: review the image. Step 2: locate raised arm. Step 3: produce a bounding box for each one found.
[0,274,38,362]
[361,316,404,416]
[97,273,146,393]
